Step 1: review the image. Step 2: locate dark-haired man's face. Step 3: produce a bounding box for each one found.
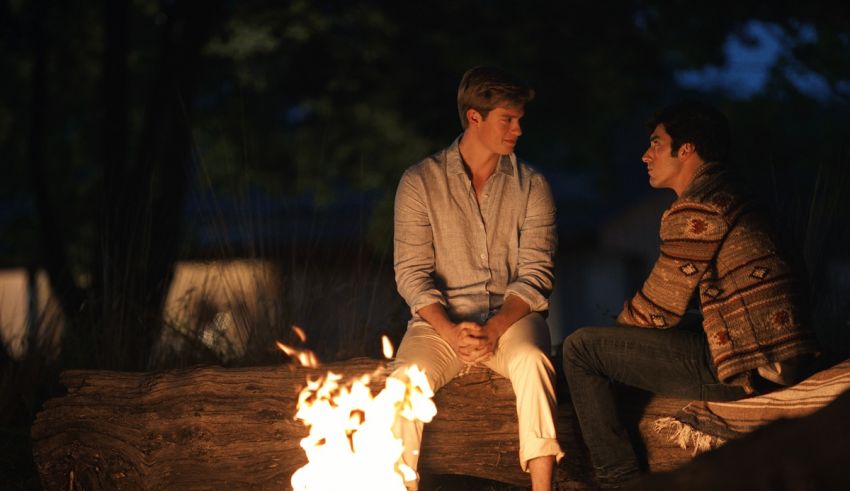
[642,124,684,190]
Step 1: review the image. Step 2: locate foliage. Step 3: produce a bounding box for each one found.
[0,1,848,366]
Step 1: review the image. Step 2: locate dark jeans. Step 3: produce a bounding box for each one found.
[562,325,749,488]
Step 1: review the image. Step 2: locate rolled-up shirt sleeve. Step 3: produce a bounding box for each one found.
[394,169,447,316]
[505,172,557,312]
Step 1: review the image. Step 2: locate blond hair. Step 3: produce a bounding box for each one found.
[457,66,534,129]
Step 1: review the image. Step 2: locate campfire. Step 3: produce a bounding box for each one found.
[277,328,436,490]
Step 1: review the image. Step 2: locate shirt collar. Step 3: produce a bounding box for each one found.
[446,136,516,177]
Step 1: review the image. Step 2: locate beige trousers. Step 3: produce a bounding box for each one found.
[391,313,564,487]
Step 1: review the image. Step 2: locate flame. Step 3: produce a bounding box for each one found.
[381,335,394,359]
[280,333,436,490]
[276,340,320,368]
[292,325,307,343]
[275,326,316,367]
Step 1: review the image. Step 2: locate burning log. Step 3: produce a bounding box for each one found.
[31,359,693,489]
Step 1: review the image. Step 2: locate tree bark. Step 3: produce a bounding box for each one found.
[31,359,694,490]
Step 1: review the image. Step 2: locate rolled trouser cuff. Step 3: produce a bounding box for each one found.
[520,437,565,472]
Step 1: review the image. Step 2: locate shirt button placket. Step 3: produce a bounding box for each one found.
[478,218,487,266]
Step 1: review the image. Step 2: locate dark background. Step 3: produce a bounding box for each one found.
[2,1,849,488]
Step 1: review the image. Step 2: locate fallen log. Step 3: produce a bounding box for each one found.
[31,358,694,489]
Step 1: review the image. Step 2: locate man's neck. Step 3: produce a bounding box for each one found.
[673,157,706,196]
[458,132,500,180]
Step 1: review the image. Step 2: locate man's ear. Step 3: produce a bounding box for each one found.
[467,108,481,127]
[678,142,695,159]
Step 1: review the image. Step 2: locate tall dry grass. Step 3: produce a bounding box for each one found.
[0,306,64,490]
[153,254,408,368]
[0,181,407,488]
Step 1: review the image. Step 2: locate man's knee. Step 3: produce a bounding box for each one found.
[390,360,444,396]
[562,326,596,366]
[507,343,555,378]
[564,326,620,378]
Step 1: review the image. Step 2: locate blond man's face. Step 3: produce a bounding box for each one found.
[469,105,524,156]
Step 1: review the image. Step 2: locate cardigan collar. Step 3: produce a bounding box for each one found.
[682,161,724,197]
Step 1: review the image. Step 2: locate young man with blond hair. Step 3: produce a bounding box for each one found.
[392,66,564,490]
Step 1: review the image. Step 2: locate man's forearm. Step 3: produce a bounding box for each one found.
[486,294,532,337]
[416,302,456,339]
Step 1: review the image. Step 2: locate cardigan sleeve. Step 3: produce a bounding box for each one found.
[617,200,728,328]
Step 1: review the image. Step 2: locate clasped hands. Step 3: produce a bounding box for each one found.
[449,321,500,363]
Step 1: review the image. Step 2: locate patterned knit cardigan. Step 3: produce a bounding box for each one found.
[617,162,819,384]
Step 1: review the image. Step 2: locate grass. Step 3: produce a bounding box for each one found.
[153,254,409,368]
[0,306,64,491]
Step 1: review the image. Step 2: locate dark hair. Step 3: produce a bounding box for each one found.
[647,101,730,163]
[457,66,534,130]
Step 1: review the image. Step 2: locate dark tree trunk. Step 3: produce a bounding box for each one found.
[25,0,226,371]
[27,0,87,325]
[93,0,225,370]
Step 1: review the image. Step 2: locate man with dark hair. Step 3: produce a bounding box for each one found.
[562,101,819,489]
[392,66,563,490]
